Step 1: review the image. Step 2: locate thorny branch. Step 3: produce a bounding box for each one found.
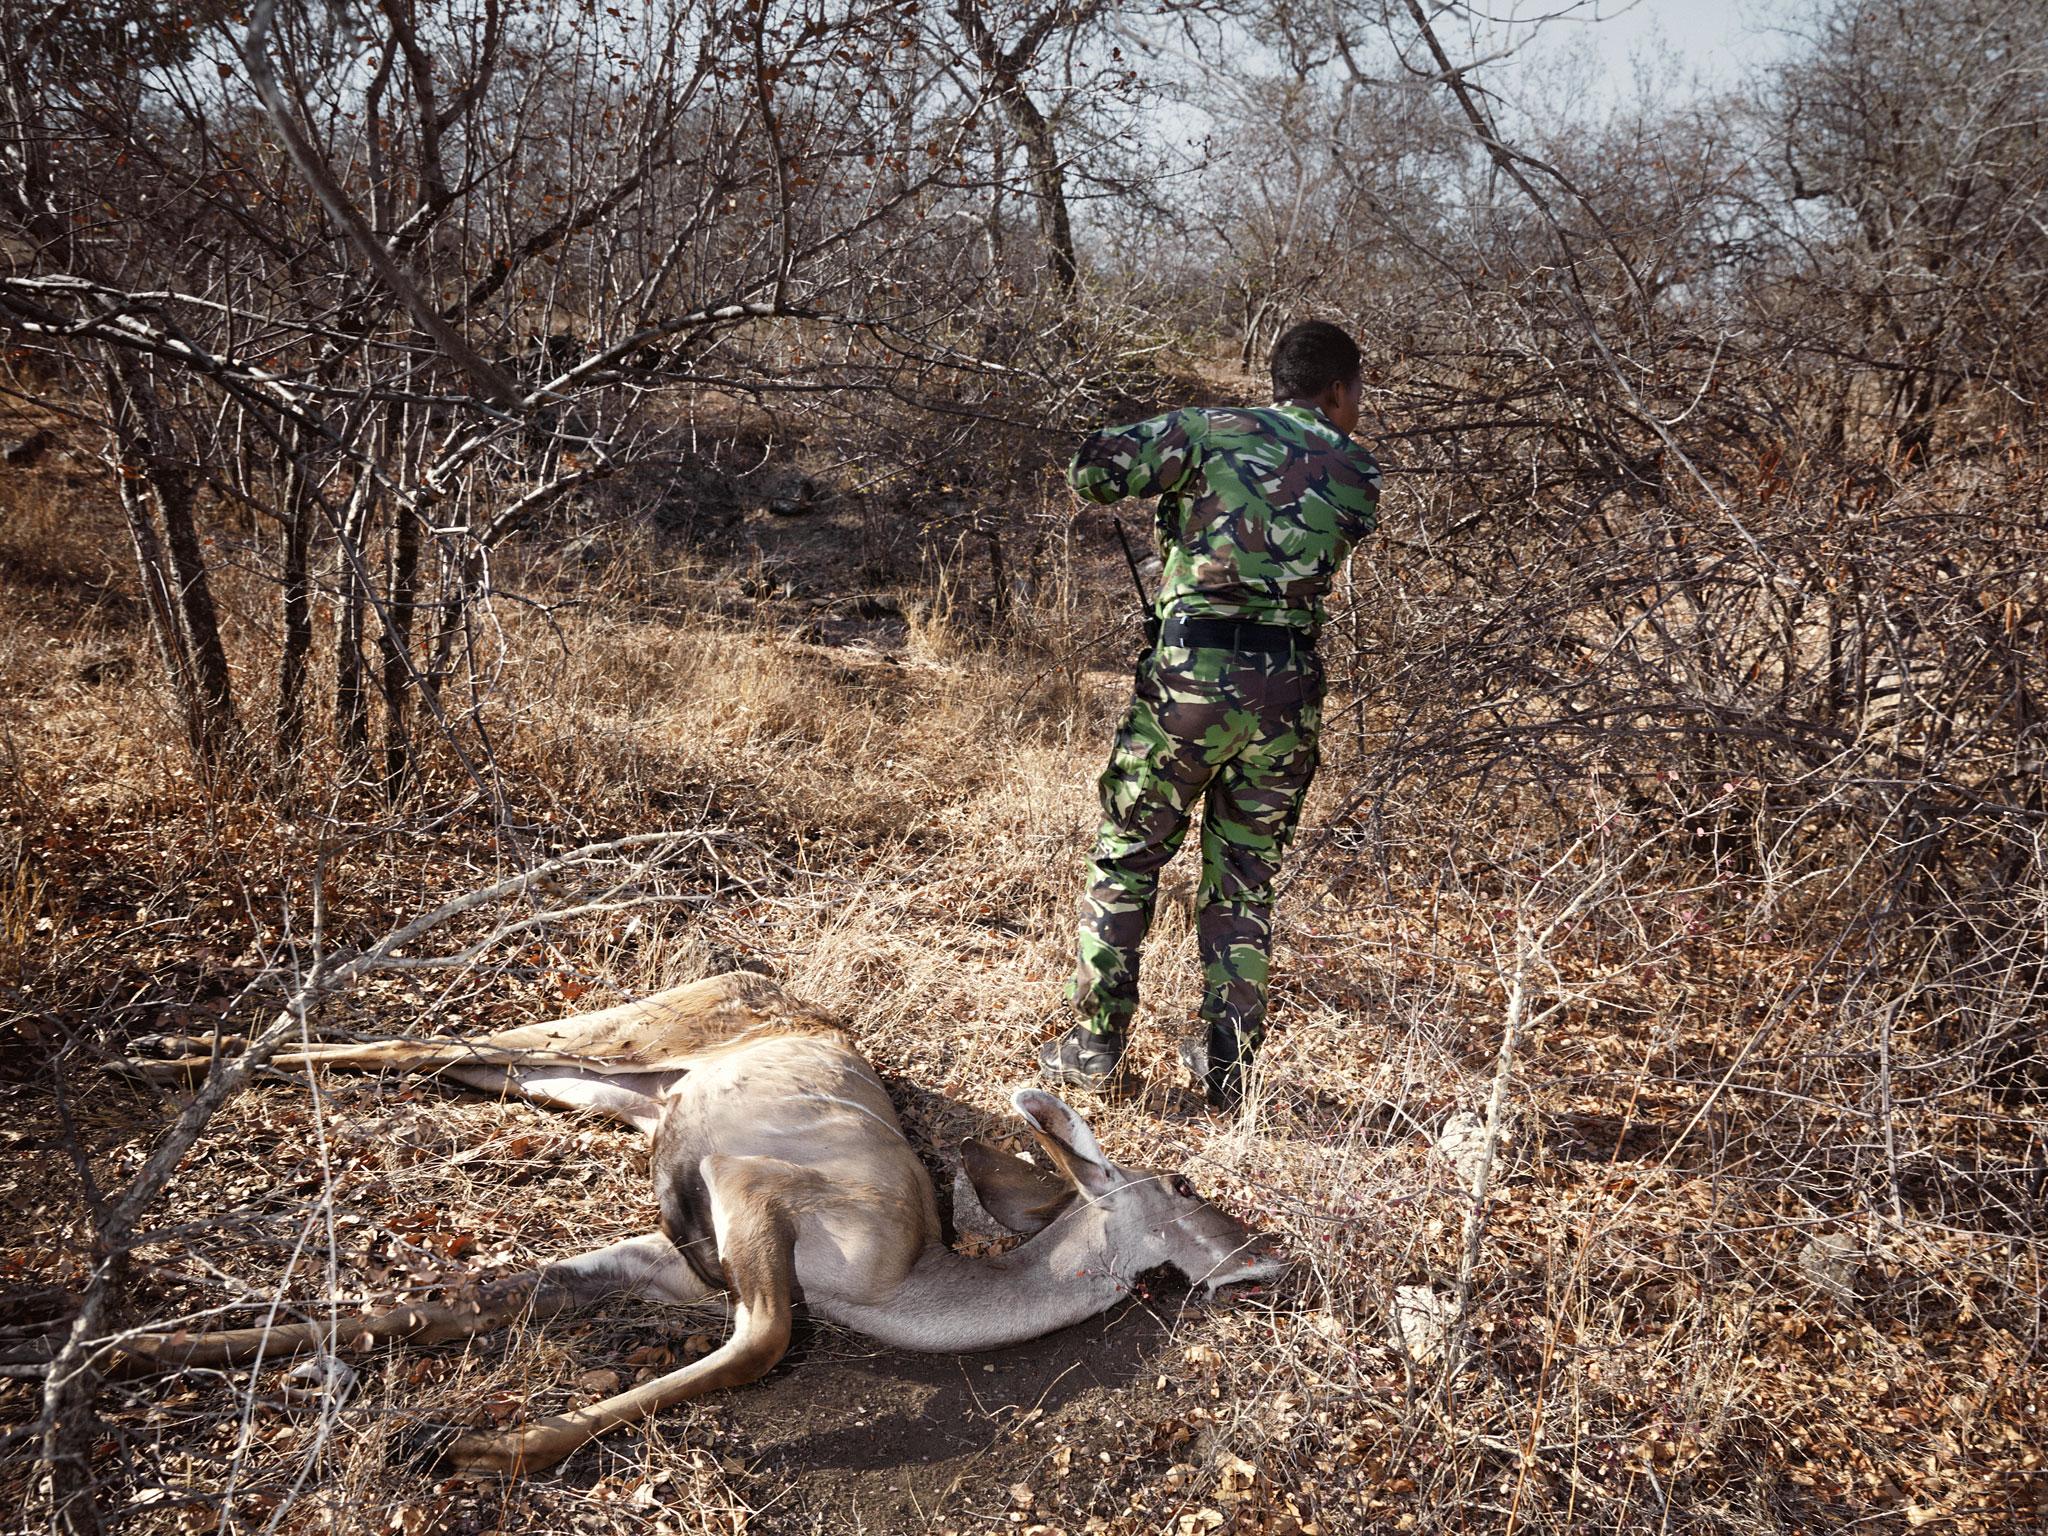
[32,829,714,1531]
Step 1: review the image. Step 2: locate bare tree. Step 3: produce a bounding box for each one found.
[1,0,1162,787]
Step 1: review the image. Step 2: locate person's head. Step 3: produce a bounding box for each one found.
[1269,320,1363,433]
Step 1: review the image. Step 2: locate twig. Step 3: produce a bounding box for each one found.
[1453,835,1634,1358]
[1876,939,1938,1229]
[34,830,705,1531]
[241,0,525,410]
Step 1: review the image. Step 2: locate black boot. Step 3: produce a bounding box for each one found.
[1038,1022,1126,1087]
[1178,1022,1250,1112]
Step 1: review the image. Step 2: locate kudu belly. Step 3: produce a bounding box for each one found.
[649,1035,939,1298]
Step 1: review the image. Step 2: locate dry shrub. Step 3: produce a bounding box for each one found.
[3,441,2042,1536]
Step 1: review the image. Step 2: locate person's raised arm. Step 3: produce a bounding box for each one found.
[1067,410,1202,505]
[1338,451,1383,540]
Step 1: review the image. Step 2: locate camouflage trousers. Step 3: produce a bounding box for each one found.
[1070,641,1323,1053]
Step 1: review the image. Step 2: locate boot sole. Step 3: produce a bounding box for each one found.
[1038,1059,1127,1090]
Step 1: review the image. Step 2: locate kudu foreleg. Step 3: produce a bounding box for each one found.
[118,1234,712,1373]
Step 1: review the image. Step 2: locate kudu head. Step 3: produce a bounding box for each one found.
[962,1088,1289,1294]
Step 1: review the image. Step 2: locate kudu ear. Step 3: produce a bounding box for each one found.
[1009,1088,1120,1198]
[960,1137,1077,1235]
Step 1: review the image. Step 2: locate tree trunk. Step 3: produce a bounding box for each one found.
[114,444,203,755]
[381,498,419,795]
[426,540,477,703]
[154,463,239,749]
[103,353,240,761]
[1240,290,1276,372]
[274,444,314,773]
[1007,88,1076,298]
[949,0,1079,301]
[40,1279,113,1536]
[335,482,374,768]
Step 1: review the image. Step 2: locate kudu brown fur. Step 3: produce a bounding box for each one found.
[130,972,1286,1473]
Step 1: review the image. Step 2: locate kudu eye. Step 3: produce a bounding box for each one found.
[1170,1174,1198,1199]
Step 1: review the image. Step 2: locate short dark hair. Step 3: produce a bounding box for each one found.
[1269,320,1362,401]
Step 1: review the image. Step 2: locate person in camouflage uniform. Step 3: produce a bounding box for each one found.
[1039,321,1382,1110]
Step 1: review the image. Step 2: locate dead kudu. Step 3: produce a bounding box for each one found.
[122,973,1287,1473]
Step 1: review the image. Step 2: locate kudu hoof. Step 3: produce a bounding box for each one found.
[440,1427,537,1477]
[390,1421,465,1474]
[392,1421,534,1477]
[106,1054,202,1086]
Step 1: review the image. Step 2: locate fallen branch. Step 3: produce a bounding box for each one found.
[1452,834,1636,1356]
[33,828,710,1533]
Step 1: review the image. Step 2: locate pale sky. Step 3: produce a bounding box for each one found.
[1482,0,1815,108]
[1128,0,1822,171]
[1095,0,1824,225]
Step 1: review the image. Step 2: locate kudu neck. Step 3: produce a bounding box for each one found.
[823,1208,1135,1353]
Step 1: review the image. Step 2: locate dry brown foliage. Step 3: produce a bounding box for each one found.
[3,394,2041,1533]
[4,2,2045,1530]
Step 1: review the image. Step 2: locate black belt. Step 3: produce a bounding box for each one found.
[1157,614,1315,655]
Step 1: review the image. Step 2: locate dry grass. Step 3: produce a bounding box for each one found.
[1,453,2042,1536]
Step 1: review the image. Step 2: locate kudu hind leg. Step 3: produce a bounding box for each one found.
[128,971,829,1085]
[126,1037,523,1085]
[120,1234,711,1373]
[447,1157,803,1475]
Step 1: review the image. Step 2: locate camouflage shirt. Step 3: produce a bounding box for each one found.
[1069,405,1381,632]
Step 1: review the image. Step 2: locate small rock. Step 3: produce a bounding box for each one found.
[1388,1283,1457,1364]
[1799,1233,1860,1304]
[1432,1111,1491,1195]
[762,471,819,516]
[75,652,133,686]
[3,429,52,467]
[560,532,611,567]
[837,593,902,620]
[573,1367,623,1398]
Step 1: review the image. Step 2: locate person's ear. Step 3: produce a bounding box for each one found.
[1333,375,1364,430]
